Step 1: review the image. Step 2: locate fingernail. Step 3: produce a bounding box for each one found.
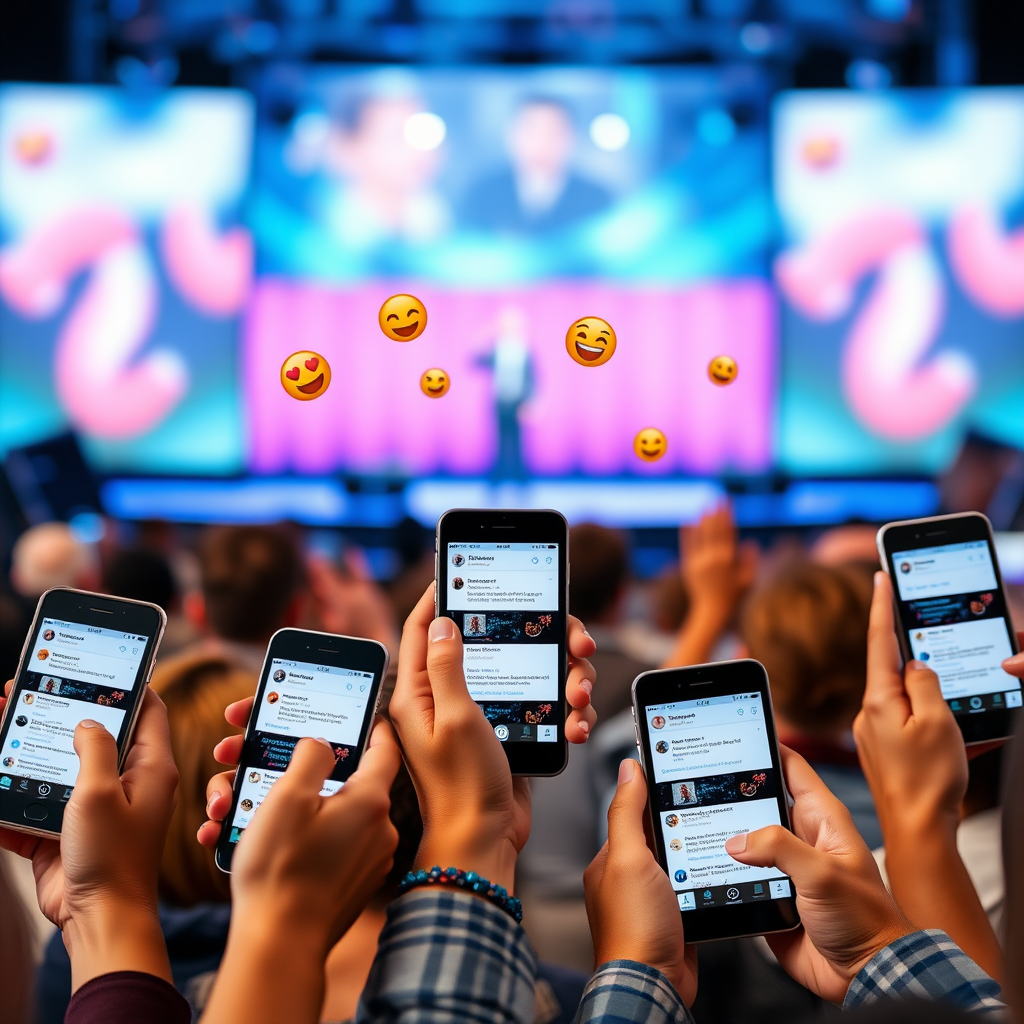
[79,719,101,729]
[907,659,927,671]
[315,737,331,747]
[725,833,746,854]
[1003,652,1024,666]
[583,628,592,638]
[578,719,590,735]
[618,758,635,784]
[579,679,593,696]
[429,617,456,642]
[207,795,217,815]
[874,571,885,588]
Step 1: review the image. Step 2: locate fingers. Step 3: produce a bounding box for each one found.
[863,572,909,713]
[424,616,476,717]
[390,583,436,723]
[567,616,597,660]
[213,734,245,767]
[345,720,401,794]
[1002,639,1024,677]
[206,769,236,820]
[280,737,338,793]
[119,688,178,798]
[566,704,597,743]
[566,658,595,710]
[724,823,821,882]
[605,758,651,860]
[72,718,122,795]
[902,659,951,719]
[224,697,254,729]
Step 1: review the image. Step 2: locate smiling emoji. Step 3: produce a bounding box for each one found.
[566,317,616,366]
[379,294,427,341]
[634,428,667,462]
[708,355,738,386]
[420,367,450,398]
[280,351,331,401]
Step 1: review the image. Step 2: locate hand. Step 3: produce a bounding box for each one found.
[1003,631,1024,679]
[853,571,967,840]
[306,553,398,655]
[0,687,178,990]
[584,759,696,1005]
[680,502,757,626]
[725,747,912,1004]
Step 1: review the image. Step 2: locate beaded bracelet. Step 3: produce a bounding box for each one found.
[397,866,524,923]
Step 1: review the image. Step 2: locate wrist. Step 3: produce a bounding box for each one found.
[415,832,518,893]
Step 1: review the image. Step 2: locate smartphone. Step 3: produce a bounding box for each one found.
[435,508,569,777]
[0,587,166,838]
[632,660,800,943]
[215,628,387,872]
[877,512,1022,744]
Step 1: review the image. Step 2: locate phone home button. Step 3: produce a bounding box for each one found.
[24,803,48,822]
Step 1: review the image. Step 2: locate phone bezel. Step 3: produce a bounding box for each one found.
[435,508,569,778]
[632,660,801,943]
[877,511,1022,745]
[214,627,388,873]
[0,587,166,838]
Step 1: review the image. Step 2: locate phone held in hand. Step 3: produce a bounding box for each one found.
[435,508,569,777]
[632,660,800,943]
[877,511,1022,745]
[0,587,167,838]
[214,628,387,873]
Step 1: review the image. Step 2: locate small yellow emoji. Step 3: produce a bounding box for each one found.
[379,294,427,341]
[420,368,450,398]
[634,428,667,462]
[566,316,616,366]
[708,355,738,386]
[280,351,331,401]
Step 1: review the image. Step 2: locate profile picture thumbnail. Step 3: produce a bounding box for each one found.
[273,669,286,683]
[674,869,688,884]
[655,740,669,754]
[43,629,55,641]
[248,771,261,784]
[267,691,280,705]
[669,839,682,851]
[900,561,912,574]
[240,799,254,812]
[15,716,28,728]
[2,757,13,768]
[36,649,49,661]
[22,693,34,706]
[651,715,666,730]
[672,781,697,807]
[40,677,61,694]
[452,577,465,590]
[452,553,465,566]
[665,813,680,828]
[464,614,486,637]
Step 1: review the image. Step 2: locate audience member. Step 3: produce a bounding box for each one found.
[9,522,99,599]
[0,853,34,1024]
[740,559,881,848]
[101,548,177,614]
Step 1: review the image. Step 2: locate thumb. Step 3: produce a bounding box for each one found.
[280,737,337,794]
[605,758,650,859]
[725,824,820,887]
[424,617,473,714]
[73,719,121,791]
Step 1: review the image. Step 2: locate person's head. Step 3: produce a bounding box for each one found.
[507,96,575,179]
[102,547,177,613]
[149,655,257,905]
[568,523,629,625]
[191,525,305,644]
[740,561,874,738]
[10,522,99,598]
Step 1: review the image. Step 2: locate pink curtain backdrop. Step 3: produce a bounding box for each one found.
[244,279,775,477]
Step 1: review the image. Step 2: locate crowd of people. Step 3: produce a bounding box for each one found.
[1,507,1022,1024]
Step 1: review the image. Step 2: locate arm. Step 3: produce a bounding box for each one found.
[853,572,1003,981]
[662,503,757,669]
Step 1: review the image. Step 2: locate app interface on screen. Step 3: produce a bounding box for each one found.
[893,540,1022,714]
[0,618,148,798]
[646,693,792,912]
[226,658,373,844]
[446,542,561,744]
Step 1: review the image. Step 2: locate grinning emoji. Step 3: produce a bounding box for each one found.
[420,368,450,398]
[280,351,331,400]
[379,294,427,341]
[633,428,667,462]
[707,355,738,386]
[566,317,616,366]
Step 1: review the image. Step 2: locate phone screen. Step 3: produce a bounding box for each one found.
[222,656,377,847]
[644,691,793,912]
[0,616,150,801]
[444,541,562,745]
[891,539,1022,716]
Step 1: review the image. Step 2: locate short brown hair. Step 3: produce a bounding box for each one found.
[569,523,629,622]
[740,561,873,736]
[199,525,305,642]
[150,654,257,906]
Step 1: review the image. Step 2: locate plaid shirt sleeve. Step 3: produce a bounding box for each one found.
[573,961,695,1024]
[356,889,538,1024]
[844,929,1006,1016]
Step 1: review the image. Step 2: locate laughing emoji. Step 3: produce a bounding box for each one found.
[634,428,667,462]
[379,294,427,341]
[707,355,738,386]
[566,317,616,367]
[420,368,450,398]
[281,351,331,401]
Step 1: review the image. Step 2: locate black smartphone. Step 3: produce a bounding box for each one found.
[435,508,569,777]
[0,587,166,837]
[632,660,800,943]
[215,628,387,872]
[877,512,1022,745]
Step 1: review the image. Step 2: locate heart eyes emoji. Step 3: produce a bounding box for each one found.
[280,351,331,400]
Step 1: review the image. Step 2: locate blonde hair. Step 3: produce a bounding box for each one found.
[150,654,257,905]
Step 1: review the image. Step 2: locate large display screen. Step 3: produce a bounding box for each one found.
[0,84,253,473]
[245,65,775,478]
[775,89,1024,475]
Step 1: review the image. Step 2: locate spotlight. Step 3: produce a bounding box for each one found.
[589,113,630,151]
[404,112,446,151]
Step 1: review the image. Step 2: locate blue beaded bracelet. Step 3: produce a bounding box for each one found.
[397,866,523,923]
